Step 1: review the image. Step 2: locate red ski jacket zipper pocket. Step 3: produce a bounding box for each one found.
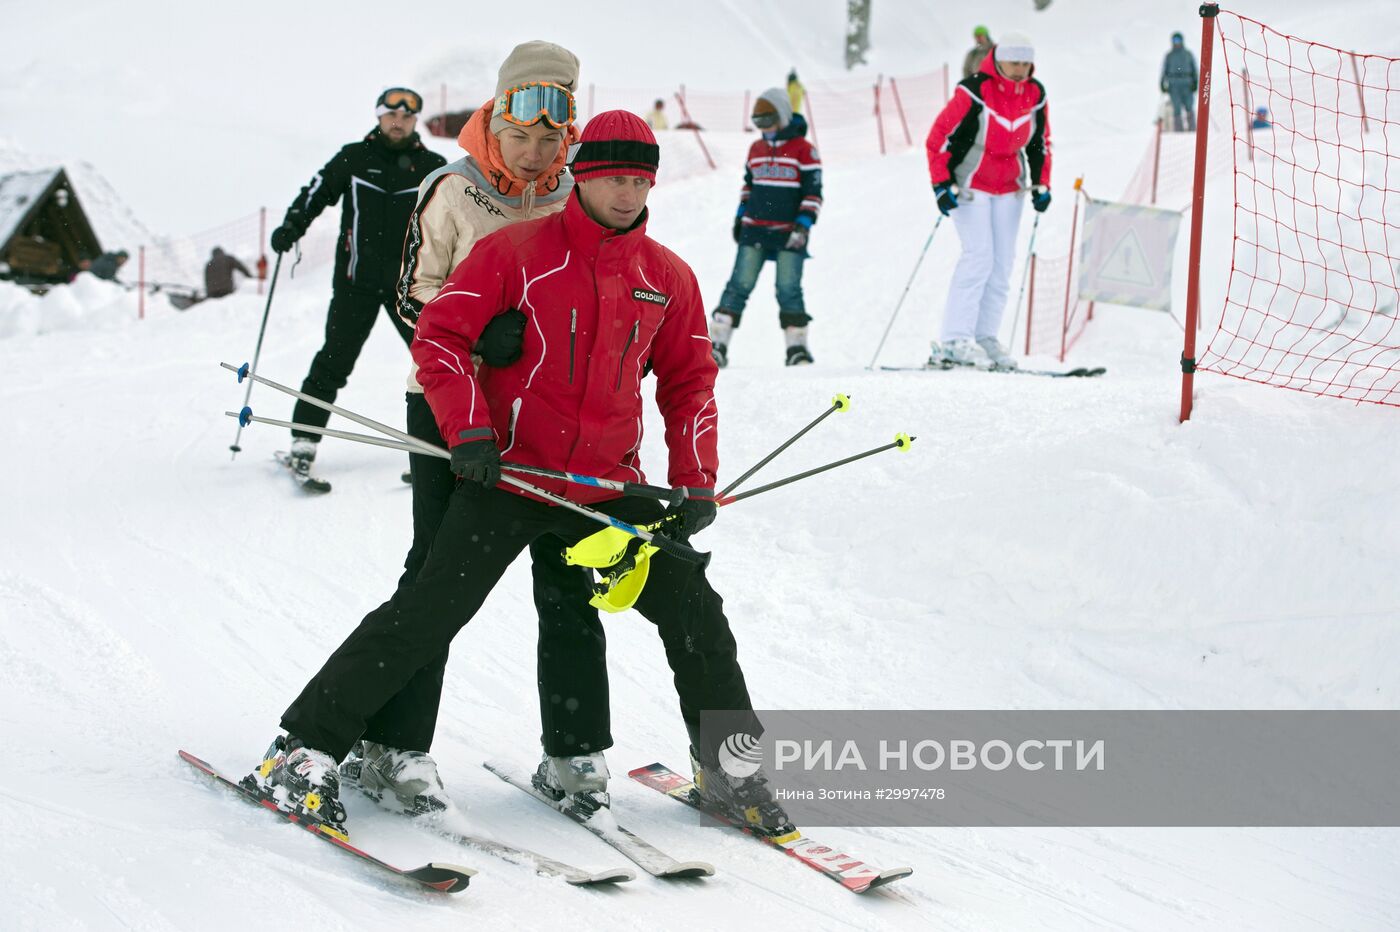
[615,322,639,390]
[569,308,577,384]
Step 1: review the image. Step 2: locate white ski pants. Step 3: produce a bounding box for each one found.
[940,190,1025,343]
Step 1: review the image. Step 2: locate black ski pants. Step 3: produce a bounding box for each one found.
[281,484,759,764]
[361,392,609,756]
[291,289,413,440]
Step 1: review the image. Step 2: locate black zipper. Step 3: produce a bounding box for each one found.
[569,308,577,384]
[615,321,639,390]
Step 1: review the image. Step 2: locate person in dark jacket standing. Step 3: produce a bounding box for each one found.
[269,87,447,478]
[709,88,822,368]
[204,247,251,299]
[1161,32,1198,132]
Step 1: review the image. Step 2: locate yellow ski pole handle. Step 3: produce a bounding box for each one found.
[720,392,852,498]
[717,433,916,507]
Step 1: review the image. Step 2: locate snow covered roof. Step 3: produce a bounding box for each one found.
[0,167,62,249]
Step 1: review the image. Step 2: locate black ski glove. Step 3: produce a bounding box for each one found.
[1031,185,1052,213]
[732,216,743,244]
[475,308,527,367]
[661,497,717,543]
[450,439,501,488]
[270,224,300,254]
[934,182,959,216]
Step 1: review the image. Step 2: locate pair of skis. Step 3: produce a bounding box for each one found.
[881,360,1107,378]
[181,751,910,896]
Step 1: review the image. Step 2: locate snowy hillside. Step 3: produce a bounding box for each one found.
[4,2,1400,930]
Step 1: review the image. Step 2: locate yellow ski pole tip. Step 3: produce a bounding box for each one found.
[832,393,851,411]
[895,433,914,450]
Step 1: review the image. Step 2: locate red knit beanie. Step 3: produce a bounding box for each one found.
[570,110,659,184]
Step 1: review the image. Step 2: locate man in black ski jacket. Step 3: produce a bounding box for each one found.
[270,87,447,475]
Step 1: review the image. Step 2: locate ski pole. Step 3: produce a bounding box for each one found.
[222,361,443,459]
[498,462,687,505]
[866,216,943,370]
[225,410,424,455]
[230,406,691,504]
[228,253,283,459]
[720,393,851,497]
[1004,212,1041,353]
[717,433,915,507]
[221,365,709,564]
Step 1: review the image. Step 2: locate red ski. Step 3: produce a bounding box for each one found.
[629,762,912,893]
[178,750,473,894]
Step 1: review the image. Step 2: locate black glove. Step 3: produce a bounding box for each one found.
[1160,82,1168,93]
[934,182,959,216]
[1031,185,1052,213]
[450,439,501,488]
[270,224,299,254]
[732,215,743,244]
[661,497,717,543]
[475,308,527,367]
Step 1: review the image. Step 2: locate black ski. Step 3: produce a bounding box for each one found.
[483,760,714,878]
[273,451,332,494]
[630,763,912,894]
[881,362,1106,378]
[178,750,473,894]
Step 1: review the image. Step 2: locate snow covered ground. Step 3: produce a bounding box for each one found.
[4,1,1400,929]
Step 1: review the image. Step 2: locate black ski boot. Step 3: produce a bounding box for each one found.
[690,745,797,839]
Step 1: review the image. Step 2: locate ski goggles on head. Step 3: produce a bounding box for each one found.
[495,82,576,128]
[376,87,423,114]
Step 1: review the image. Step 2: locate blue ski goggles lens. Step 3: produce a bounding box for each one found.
[496,82,576,129]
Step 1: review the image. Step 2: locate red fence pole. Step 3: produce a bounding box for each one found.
[257,206,267,295]
[588,83,595,122]
[1180,3,1219,422]
[1025,253,1037,355]
[742,89,751,131]
[674,91,716,170]
[888,76,913,146]
[138,246,146,320]
[874,76,886,155]
[943,62,951,102]
[1059,181,1083,363]
[1151,117,1162,205]
[1350,51,1369,133]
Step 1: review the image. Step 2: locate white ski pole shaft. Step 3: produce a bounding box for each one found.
[866,216,943,370]
[229,252,283,459]
[1005,213,1041,352]
[226,411,428,455]
[221,361,442,458]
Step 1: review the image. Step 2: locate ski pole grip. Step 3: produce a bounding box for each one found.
[650,532,711,568]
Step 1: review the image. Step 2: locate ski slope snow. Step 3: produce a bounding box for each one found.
[3,1,1399,929]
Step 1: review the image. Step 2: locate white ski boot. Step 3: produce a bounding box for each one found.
[690,745,796,838]
[340,740,453,816]
[929,338,977,368]
[245,734,348,836]
[532,751,611,819]
[288,438,318,477]
[976,336,1018,369]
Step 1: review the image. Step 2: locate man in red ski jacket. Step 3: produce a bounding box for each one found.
[266,111,794,839]
[925,31,1051,370]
